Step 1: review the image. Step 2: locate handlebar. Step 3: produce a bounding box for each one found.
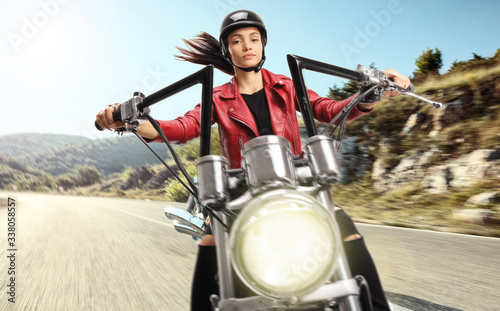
[286,54,443,137]
[95,92,146,132]
[95,65,214,157]
[94,107,122,131]
[96,58,442,139]
[355,64,442,108]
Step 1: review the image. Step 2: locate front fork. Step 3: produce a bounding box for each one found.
[317,190,363,311]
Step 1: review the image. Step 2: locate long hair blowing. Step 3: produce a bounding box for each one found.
[174,32,234,76]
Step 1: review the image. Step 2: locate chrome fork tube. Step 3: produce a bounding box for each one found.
[316,190,362,311]
[213,211,235,301]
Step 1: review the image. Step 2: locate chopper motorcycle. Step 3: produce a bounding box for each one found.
[96,54,442,310]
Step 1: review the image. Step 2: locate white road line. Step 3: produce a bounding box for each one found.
[357,222,500,240]
[390,303,413,311]
[100,204,172,227]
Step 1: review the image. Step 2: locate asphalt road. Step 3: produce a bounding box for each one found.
[0,193,498,311]
[358,224,500,311]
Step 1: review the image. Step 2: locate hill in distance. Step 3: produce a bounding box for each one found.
[0,133,89,158]
[0,133,172,177]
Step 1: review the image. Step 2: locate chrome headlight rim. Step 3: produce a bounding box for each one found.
[229,189,339,301]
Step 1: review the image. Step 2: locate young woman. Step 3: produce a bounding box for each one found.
[96,10,410,311]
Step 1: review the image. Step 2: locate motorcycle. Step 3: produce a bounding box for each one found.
[96,54,442,310]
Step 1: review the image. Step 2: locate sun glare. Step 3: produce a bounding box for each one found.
[0,3,88,88]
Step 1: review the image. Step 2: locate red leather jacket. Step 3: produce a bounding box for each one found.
[151,69,370,169]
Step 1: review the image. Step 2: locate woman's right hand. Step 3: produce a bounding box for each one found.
[95,104,125,131]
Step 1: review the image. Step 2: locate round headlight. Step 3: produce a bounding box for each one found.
[229,190,338,300]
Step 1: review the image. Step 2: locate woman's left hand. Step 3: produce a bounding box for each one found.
[357,69,412,110]
[382,69,411,99]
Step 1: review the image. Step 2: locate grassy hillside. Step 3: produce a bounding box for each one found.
[0,133,89,157]
[0,133,176,191]
[26,134,171,176]
[0,155,55,191]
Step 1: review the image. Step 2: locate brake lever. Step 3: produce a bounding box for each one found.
[119,92,151,131]
[386,83,443,109]
[356,64,443,109]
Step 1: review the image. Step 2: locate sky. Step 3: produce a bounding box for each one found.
[1,0,499,140]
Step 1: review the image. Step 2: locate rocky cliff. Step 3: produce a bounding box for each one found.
[333,72,500,235]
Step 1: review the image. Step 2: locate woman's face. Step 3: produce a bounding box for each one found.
[227,26,263,69]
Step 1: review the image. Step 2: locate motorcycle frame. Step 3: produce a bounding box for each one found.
[132,60,369,310]
[136,64,214,158]
[212,55,370,310]
[286,54,364,138]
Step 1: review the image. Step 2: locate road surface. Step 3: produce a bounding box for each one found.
[0,192,498,310]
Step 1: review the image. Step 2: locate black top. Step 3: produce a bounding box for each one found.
[241,88,274,136]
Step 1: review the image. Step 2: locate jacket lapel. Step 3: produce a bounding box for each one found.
[262,69,287,136]
[219,78,258,136]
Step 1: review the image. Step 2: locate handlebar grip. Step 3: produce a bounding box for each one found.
[389,77,415,93]
[95,121,104,131]
[94,105,123,131]
[112,105,122,121]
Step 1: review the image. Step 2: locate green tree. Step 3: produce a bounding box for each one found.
[327,63,377,101]
[165,162,198,202]
[447,51,499,74]
[494,48,500,60]
[327,84,345,101]
[17,173,55,192]
[414,48,443,76]
[74,165,101,186]
[121,165,134,182]
[56,173,77,189]
[165,127,221,202]
[328,80,359,101]
[175,127,221,161]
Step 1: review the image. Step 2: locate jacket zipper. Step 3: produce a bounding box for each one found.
[286,116,299,154]
[228,113,258,137]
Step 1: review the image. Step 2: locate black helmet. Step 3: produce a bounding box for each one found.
[219,10,267,72]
